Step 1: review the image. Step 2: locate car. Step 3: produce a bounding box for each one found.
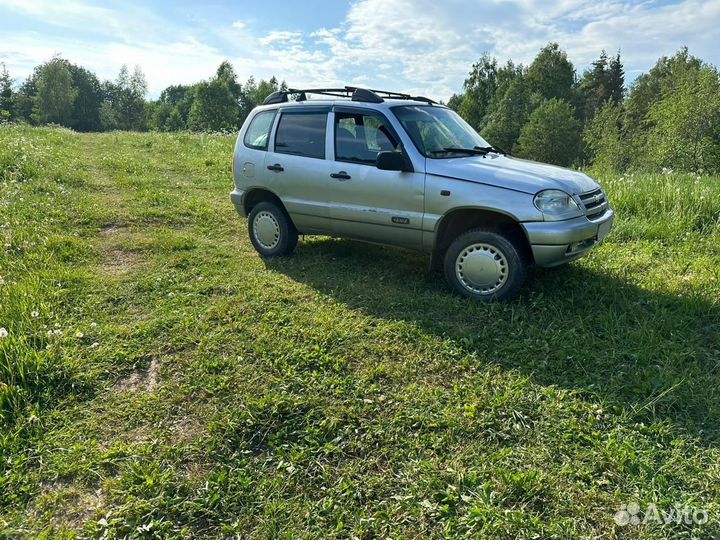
[230,86,614,302]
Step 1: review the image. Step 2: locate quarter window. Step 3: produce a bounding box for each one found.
[274,112,327,159]
[334,111,400,165]
[243,110,276,151]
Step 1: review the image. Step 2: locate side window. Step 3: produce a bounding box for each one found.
[335,111,399,165]
[243,110,276,151]
[274,112,327,159]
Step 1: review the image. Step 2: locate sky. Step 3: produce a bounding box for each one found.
[1,0,719,101]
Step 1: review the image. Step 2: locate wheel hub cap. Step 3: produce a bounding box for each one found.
[253,211,280,249]
[455,243,508,295]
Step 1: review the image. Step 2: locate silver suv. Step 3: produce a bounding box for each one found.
[231,87,614,301]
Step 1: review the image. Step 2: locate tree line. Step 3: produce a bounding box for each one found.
[0,57,285,134]
[1,43,719,174]
[448,44,720,174]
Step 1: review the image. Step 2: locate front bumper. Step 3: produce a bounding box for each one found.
[522,208,615,267]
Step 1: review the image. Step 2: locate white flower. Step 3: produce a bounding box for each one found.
[31,310,39,318]
[90,322,97,328]
[0,328,8,338]
[75,331,84,338]
[90,342,99,348]
[0,276,4,285]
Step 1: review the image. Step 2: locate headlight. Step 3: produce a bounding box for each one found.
[534,189,580,216]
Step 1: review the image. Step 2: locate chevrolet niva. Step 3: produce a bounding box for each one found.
[231,87,614,302]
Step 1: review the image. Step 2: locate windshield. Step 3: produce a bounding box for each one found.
[392,105,490,158]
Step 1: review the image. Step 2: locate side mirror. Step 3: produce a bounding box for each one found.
[376,151,404,171]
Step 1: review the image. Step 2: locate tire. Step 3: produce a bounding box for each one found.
[443,228,526,302]
[247,201,298,257]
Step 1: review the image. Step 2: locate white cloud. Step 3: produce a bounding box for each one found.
[258,31,304,46]
[1,0,718,101]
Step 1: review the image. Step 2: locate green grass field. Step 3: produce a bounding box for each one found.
[1,124,719,539]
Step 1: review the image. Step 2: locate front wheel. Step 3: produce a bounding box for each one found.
[443,229,526,302]
[248,201,298,257]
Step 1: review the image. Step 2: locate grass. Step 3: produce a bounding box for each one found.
[0,123,719,539]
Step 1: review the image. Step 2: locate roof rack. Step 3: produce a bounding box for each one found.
[262,86,437,106]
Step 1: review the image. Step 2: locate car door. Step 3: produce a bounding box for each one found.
[262,106,333,234]
[327,107,425,248]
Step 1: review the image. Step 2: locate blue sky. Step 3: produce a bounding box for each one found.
[1,0,719,100]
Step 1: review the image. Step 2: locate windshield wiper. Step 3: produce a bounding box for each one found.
[435,147,489,155]
[474,145,507,155]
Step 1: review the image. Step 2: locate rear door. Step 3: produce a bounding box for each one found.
[263,106,333,234]
[327,107,424,248]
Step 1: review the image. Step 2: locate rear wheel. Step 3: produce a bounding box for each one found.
[443,228,526,302]
[248,201,298,257]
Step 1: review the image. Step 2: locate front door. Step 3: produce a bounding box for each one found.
[327,108,425,248]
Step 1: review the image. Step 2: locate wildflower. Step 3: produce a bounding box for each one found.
[90,322,97,328]
[75,331,84,338]
[90,342,99,348]
[0,327,8,338]
[0,276,4,285]
[31,310,39,318]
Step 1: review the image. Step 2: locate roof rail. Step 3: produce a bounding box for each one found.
[261,86,437,106]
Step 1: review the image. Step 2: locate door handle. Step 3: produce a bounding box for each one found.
[330,171,351,180]
[267,163,284,172]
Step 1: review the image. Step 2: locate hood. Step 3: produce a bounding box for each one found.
[425,154,599,195]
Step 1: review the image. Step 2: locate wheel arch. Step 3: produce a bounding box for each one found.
[431,207,533,269]
[243,188,290,218]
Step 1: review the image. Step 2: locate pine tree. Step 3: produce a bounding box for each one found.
[0,63,13,121]
[608,52,625,104]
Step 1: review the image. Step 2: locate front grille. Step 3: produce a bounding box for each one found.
[578,188,608,219]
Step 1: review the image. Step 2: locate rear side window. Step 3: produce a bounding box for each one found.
[244,110,276,150]
[274,112,327,159]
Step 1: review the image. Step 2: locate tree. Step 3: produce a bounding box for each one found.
[608,52,625,104]
[578,51,609,122]
[66,63,102,131]
[517,98,581,166]
[166,107,185,131]
[107,65,148,131]
[239,76,285,124]
[645,65,720,172]
[12,76,36,123]
[583,101,628,174]
[33,58,77,126]
[99,101,119,131]
[625,47,702,131]
[446,93,463,112]
[623,47,707,167]
[578,51,625,123]
[457,54,498,131]
[0,63,13,122]
[187,78,239,131]
[482,76,535,153]
[148,101,173,131]
[215,61,242,100]
[526,43,576,102]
